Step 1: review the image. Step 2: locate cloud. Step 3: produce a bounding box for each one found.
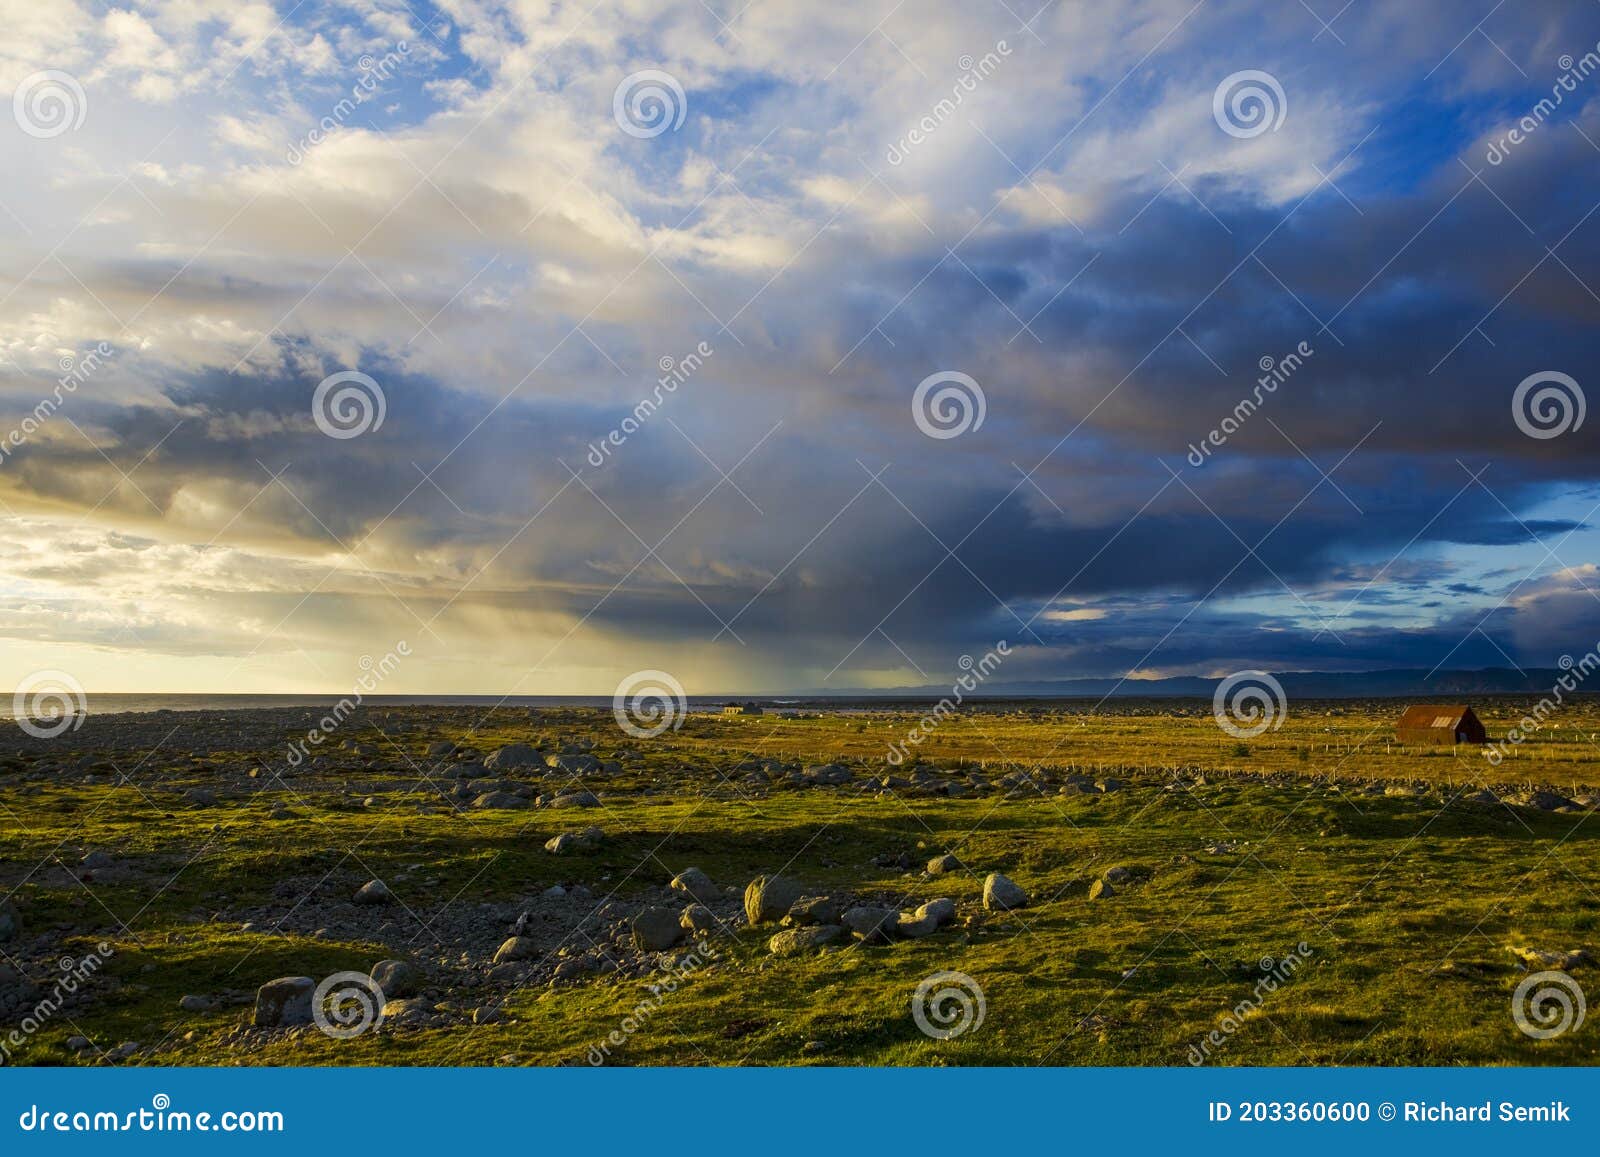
[2,0,1599,690]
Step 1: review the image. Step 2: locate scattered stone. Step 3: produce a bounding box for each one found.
[983,872,1029,911]
[632,906,685,951]
[65,1036,89,1052]
[745,875,804,925]
[178,994,213,1013]
[427,741,456,757]
[370,959,420,999]
[926,852,963,875]
[253,976,315,1027]
[0,900,17,941]
[182,788,217,807]
[768,925,845,956]
[81,851,114,870]
[1104,866,1132,884]
[1088,878,1114,900]
[354,879,392,905]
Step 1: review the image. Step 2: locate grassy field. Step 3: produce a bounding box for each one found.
[3,697,1600,1067]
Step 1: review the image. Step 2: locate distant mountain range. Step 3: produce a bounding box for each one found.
[822,668,1579,700]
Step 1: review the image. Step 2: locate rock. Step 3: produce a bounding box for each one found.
[178,994,213,1012]
[1509,945,1593,971]
[768,925,845,956]
[471,791,528,810]
[545,826,603,854]
[1104,866,1132,884]
[1096,779,1122,793]
[182,788,216,807]
[0,900,17,941]
[253,976,315,1027]
[801,763,853,786]
[354,879,392,905]
[547,790,600,809]
[680,904,717,933]
[983,872,1028,911]
[632,906,685,951]
[65,1036,89,1052]
[842,905,899,943]
[494,937,539,963]
[382,997,432,1025]
[484,744,543,770]
[1512,789,1576,812]
[744,875,804,925]
[427,741,456,757]
[81,850,114,870]
[915,897,956,926]
[551,958,594,982]
[670,867,718,904]
[801,1039,827,1055]
[370,959,421,999]
[1088,878,1114,900]
[787,895,844,926]
[926,853,962,875]
[896,911,940,937]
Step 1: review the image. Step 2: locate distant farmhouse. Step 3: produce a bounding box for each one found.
[721,702,764,716]
[1396,704,1486,746]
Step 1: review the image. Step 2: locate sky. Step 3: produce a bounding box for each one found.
[1,0,1599,695]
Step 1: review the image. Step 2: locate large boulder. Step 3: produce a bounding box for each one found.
[493,937,539,964]
[253,976,315,1027]
[768,925,845,956]
[545,826,603,854]
[680,904,717,933]
[546,790,600,809]
[370,959,420,999]
[484,744,543,771]
[632,906,685,951]
[354,879,393,905]
[897,897,956,937]
[471,791,528,810]
[744,875,804,925]
[983,872,1028,911]
[787,895,844,926]
[670,867,718,904]
[842,906,899,943]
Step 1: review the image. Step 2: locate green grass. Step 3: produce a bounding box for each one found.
[4,700,1599,1066]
